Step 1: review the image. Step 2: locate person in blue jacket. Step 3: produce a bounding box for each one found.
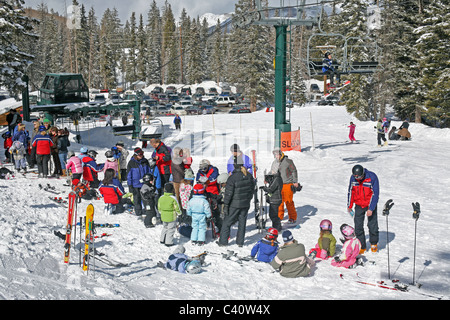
[174,114,182,130]
[126,147,151,216]
[186,184,212,245]
[226,144,253,175]
[250,228,279,263]
[165,245,203,274]
[322,52,339,87]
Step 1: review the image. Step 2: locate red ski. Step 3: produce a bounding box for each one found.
[64,191,77,264]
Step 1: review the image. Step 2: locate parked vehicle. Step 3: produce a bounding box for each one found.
[94,94,106,104]
[195,87,205,95]
[229,105,251,113]
[157,93,169,104]
[111,95,122,104]
[170,104,187,116]
[200,105,216,114]
[165,86,177,94]
[185,105,201,115]
[155,104,171,116]
[216,96,236,107]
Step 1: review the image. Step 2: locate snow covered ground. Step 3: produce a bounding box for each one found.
[0,103,449,303]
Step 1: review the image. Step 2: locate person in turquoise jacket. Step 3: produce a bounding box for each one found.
[187,184,212,245]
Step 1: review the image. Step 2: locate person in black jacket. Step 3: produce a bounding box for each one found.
[261,171,283,231]
[218,162,255,247]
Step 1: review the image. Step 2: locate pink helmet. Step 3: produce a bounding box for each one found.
[320,219,332,231]
[340,224,355,239]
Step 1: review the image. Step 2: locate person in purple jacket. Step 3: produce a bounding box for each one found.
[226,144,253,175]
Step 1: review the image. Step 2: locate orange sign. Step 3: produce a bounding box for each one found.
[280,129,301,152]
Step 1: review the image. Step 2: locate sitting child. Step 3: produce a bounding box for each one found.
[250,228,279,263]
[331,224,361,268]
[98,168,125,214]
[308,219,337,260]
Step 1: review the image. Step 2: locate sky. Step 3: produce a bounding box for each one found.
[23,0,238,23]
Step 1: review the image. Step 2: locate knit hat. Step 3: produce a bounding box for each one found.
[230,143,240,153]
[193,183,205,194]
[282,230,294,243]
[38,125,46,132]
[134,147,144,156]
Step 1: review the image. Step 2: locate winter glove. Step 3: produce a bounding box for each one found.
[382,199,394,216]
[334,256,341,263]
[412,202,420,220]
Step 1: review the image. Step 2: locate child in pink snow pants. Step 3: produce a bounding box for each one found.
[348,122,356,142]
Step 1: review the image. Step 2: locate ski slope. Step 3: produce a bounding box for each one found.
[0,104,449,302]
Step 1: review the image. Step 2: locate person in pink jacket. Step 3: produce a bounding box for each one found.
[348,122,356,143]
[102,150,119,177]
[66,151,83,186]
[331,224,361,268]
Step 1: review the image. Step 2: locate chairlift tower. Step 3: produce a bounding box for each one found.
[251,0,318,148]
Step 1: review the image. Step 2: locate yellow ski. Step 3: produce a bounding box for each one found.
[82,204,94,271]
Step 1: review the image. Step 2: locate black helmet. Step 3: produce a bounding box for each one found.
[105,150,113,158]
[87,150,98,158]
[352,165,365,180]
[143,173,153,183]
[324,51,331,58]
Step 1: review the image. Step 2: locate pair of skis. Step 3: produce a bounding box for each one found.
[62,192,93,271]
[251,150,266,233]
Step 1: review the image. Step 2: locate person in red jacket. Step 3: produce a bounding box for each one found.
[2,132,13,163]
[99,168,126,214]
[82,150,104,188]
[32,126,53,178]
[150,138,172,186]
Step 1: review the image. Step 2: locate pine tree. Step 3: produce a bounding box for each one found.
[136,14,148,83]
[414,0,450,127]
[230,0,274,111]
[0,0,37,98]
[186,18,203,84]
[125,12,138,86]
[161,2,177,84]
[334,0,373,120]
[146,0,162,84]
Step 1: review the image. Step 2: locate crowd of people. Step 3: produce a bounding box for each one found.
[1,109,392,277]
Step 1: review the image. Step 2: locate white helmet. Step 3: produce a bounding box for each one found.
[185,260,202,274]
[217,173,229,184]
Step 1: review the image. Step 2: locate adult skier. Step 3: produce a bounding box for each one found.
[347,164,380,253]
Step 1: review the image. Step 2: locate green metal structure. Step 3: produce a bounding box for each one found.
[38,73,89,106]
[252,0,317,148]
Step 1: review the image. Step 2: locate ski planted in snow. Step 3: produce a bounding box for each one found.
[82,204,94,271]
[63,191,77,263]
[251,150,261,230]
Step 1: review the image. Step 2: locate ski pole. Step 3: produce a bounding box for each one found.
[411,202,420,285]
[382,199,394,279]
[79,217,82,267]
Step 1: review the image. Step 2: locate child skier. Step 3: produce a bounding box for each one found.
[165,245,203,274]
[331,224,362,269]
[9,140,27,173]
[186,184,212,245]
[2,132,13,163]
[179,168,195,221]
[98,168,126,215]
[250,228,279,263]
[261,171,283,231]
[348,122,356,143]
[102,150,119,177]
[140,173,157,228]
[308,219,337,260]
[158,182,182,247]
[66,150,83,186]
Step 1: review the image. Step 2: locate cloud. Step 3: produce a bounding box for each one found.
[24,0,236,23]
